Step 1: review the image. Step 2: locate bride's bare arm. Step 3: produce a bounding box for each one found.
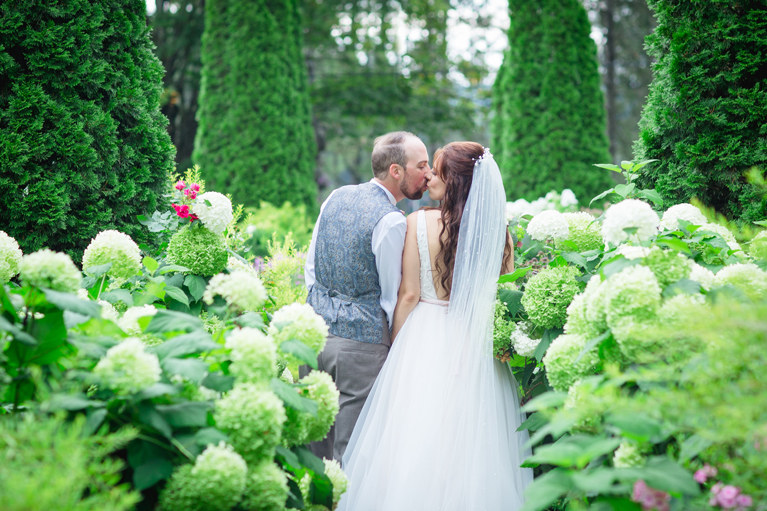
[391,213,421,342]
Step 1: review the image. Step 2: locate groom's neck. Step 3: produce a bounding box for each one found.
[374,177,404,203]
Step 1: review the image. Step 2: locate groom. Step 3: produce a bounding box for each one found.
[303,131,431,462]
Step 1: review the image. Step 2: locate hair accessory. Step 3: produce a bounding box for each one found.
[473,147,492,165]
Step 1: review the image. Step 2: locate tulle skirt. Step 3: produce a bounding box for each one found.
[338,300,533,511]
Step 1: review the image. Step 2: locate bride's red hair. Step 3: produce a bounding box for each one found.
[433,141,512,294]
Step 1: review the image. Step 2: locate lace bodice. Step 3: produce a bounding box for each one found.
[416,210,443,302]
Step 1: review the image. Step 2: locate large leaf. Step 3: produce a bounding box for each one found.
[184,274,207,302]
[518,412,547,432]
[46,394,104,411]
[142,256,159,274]
[520,468,574,511]
[561,251,588,269]
[146,309,204,333]
[138,403,173,438]
[164,285,190,307]
[498,267,532,283]
[280,339,318,369]
[0,315,37,345]
[679,434,713,463]
[271,378,318,415]
[522,434,621,469]
[499,288,524,316]
[100,288,134,307]
[135,383,179,400]
[128,440,174,490]
[162,357,208,383]
[151,330,219,360]
[41,288,102,317]
[521,391,568,413]
[571,467,619,493]
[201,372,235,392]
[157,401,213,428]
[618,456,700,495]
[294,445,326,474]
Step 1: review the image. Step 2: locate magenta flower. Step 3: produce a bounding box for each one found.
[709,483,753,510]
[632,480,671,511]
[694,464,718,484]
[736,494,753,508]
[174,180,186,190]
[184,188,198,200]
[190,183,200,192]
[172,204,190,219]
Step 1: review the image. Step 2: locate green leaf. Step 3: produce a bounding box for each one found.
[85,408,108,435]
[534,328,561,362]
[498,267,532,283]
[135,383,179,400]
[201,372,235,393]
[0,315,37,345]
[128,440,174,490]
[631,159,658,171]
[146,309,204,333]
[138,403,173,438]
[593,163,623,173]
[577,332,611,362]
[276,445,302,471]
[235,311,265,329]
[636,189,664,207]
[656,237,691,253]
[164,285,190,306]
[618,456,700,495]
[162,357,208,383]
[521,391,568,413]
[42,288,102,317]
[614,183,636,198]
[520,468,573,511]
[151,330,219,359]
[590,187,616,207]
[0,285,17,317]
[159,264,191,274]
[571,467,619,493]
[294,445,326,474]
[46,393,104,411]
[662,278,702,298]
[142,256,159,273]
[518,412,547,432]
[193,427,229,448]
[157,402,212,428]
[271,378,318,415]
[100,288,134,307]
[83,263,113,278]
[561,251,588,269]
[679,434,713,463]
[605,412,665,443]
[184,274,207,302]
[280,339,318,369]
[523,434,621,469]
[499,289,524,316]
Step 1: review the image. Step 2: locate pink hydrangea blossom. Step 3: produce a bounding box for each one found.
[695,464,718,484]
[632,480,671,511]
[174,180,186,190]
[709,483,753,510]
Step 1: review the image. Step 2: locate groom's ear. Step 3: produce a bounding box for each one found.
[389,163,402,180]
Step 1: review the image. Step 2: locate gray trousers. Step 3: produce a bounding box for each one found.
[299,334,389,462]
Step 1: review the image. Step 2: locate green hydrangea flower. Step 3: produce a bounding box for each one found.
[269,303,329,364]
[613,440,645,468]
[563,378,605,432]
[158,443,247,511]
[563,291,602,341]
[240,460,288,511]
[521,266,581,329]
[166,225,228,277]
[283,370,340,446]
[555,212,603,252]
[299,458,348,508]
[226,327,277,384]
[93,338,161,395]
[0,231,22,284]
[19,249,81,292]
[748,230,767,261]
[713,263,767,301]
[203,270,267,312]
[582,275,609,332]
[689,262,716,291]
[492,300,515,360]
[604,265,662,329]
[117,305,158,336]
[642,246,692,288]
[214,384,285,465]
[81,230,142,279]
[542,333,599,391]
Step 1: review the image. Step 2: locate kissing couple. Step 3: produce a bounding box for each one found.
[303,132,533,510]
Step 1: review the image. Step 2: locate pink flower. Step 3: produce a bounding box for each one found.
[695,464,718,484]
[736,494,753,508]
[190,183,200,192]
[632,480,671,511]
[184,188,198,200]
[717,485,741,509]
[174,180,186,190]
[172,204,190,218]
[189,214,199,222]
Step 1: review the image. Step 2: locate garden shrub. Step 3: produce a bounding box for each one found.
[0,1,175,262]
[635,0,767,223]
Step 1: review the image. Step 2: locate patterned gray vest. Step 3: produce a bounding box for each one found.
[307,182,399,345]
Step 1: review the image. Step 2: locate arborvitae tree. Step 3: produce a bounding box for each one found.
[194,0,316,209]
[635,1,767,223]
[0,1,175,261]
[492,0,612,203]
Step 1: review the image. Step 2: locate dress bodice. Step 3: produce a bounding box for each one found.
[416,210,445,303]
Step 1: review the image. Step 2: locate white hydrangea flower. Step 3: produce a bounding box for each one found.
[659,203,707,231]
[616,245,650,260]
[601,199,659,246]
[699,223,741,252]
[713,263,767,300]
[192,442,248,487]
[99,300,120,323]
[280,367,294,383]
[689,263,716,290]
[0,230,23,284]
[93,337,161,394]
[191,192,233,235]
[225,327,277,383]
[227,256,257,274]
[118,304,158,335]
[613,440,645,468]
[528,197,549,216]
[560,189,578,208]
[269,303,329,356]
[203,270,267,312]
[81,230,142,279]
[526,210,569,241]
[19,249,81,292]
[509,322,540,357]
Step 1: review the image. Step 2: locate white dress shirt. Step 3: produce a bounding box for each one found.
[305,179,406,327]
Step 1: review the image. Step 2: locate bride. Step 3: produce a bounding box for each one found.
[338,142,533,510]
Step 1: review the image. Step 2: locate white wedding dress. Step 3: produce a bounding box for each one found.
[338,207,533,511]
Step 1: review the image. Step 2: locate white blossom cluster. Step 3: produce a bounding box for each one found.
[526,210,569,242]
[191,191,233,235]
[509,322,540,357]
[225,327,277,383]
[19,249,81,292]
[203,270,267,312]
[81,230,142,279]
[601,199,659,246]
[0,230,22,284]
[93,337,161,395]
[117,304,158,336]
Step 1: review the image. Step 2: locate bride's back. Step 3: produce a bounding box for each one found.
[421,208,453,302]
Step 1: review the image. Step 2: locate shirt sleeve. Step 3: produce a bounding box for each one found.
[304,191,335,291]
[372,210,407,327]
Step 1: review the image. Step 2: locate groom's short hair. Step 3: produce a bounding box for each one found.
[371,131,418,178]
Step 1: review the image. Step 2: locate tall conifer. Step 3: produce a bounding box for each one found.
[635,1,767,222]
[194,0,316,209]
[0,0,175,260]
[492,0,612,203]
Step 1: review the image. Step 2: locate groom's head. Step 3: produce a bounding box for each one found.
[372,131,430,202]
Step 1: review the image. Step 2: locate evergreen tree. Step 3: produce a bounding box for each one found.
[194,0,316,209]
[635,1,767,223]
[492,0,612,203]
[0,0,175,262]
